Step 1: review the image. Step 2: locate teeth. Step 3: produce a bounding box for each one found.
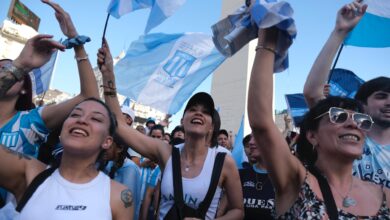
[191,119,203,124]
[339,135,359,141]
[71,128,88,136]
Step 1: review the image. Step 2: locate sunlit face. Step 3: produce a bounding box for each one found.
[173,131,185,139]
[150,129,163,140]
[364,91,390,128]
[163,133,171,143]
[249,136,261,161]
[136,125,146,134]
[182,104,213,138]
[60,100,113,157]
[122,113,133,126]
[309,108,365,160]
[217,134,229,147]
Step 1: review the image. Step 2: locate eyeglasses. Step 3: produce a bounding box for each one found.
[314,107,374,131]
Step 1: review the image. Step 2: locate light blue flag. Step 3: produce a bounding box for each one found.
[30,50,58,96]
[345,0,390,47]
[212,0,296,72]
[122,97,131,107]
[114,32,226,114]
[329,68,365,98]
[231,116,246,169]
[107,0,186,33]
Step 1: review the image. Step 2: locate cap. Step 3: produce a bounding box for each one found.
[184,92,215,118]
[121,106,135,120]
[146,117,156,124]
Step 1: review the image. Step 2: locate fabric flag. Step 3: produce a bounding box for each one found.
[285,93,308,127]
[114,32,226,114]
[328,68,365,98]
[231,116,247,169]
[29,50,59,96]
[345,0,390,47]
[122,97,131,107]
[212,0,296,72]
[285,68,365,126]
[107,0,186,33]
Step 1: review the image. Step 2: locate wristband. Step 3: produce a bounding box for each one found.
[75,54,89,62]
[103,90,117,97]
[255,45,277,55]
[62,35,91,49]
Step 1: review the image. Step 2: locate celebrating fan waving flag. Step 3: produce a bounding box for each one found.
[345,0,390,47]
[114,32,226,114]
[107,0,186,33]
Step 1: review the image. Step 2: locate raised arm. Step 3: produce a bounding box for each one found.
[303,0,367,107]
[247,28,305,212]
[40,0,99,130]
[0,145,45,202]
[97,40,171,166]
[0,34,65,97]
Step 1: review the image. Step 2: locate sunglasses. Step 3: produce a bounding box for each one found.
[314,107,374,131]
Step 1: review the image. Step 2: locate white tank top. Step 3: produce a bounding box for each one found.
[159,146,223,220]
[19,169,112,220]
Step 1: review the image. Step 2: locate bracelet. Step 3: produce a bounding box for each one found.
[103,90,117,97]
[62,35,91,49]
[255,45,277,55]
[100,85,116,90]
[75,54,88,62]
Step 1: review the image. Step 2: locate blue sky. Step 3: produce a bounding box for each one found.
[1,0,389,130]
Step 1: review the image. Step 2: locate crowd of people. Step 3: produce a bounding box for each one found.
[0,0,389,219]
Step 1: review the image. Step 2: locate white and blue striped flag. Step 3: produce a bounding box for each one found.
[107,0,186,33]
[114,32,226,114]
[29,50,59,96]
[345,0,390,47]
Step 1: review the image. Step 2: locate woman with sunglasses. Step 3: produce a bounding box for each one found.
[248,24,389,220]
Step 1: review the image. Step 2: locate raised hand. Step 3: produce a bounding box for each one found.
[13,34,65,72]
[41,0,78,38]
[97,39,114,75]
[335,0,368,34]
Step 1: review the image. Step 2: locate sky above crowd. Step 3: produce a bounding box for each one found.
[1,0,389,130]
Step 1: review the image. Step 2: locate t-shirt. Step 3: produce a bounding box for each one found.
[0,107,48,157]
[239,165,275,220]
[19,169,112,220]
[353,137,390,188]
[159,145,224,220]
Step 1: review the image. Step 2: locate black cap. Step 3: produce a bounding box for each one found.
[183,92,215,119]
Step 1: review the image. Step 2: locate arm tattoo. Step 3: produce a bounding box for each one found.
[0,70,18,97]
[120,189,133,208]
[1,145,31,160]
[107,80,116,90]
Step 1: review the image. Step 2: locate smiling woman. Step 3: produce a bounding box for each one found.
[0,98,134,220]
[98,39,244,219]
[247,3,390,218]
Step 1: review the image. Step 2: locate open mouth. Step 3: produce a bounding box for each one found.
[69,127,89,137]
[191,118,204,125]
[339,134,360,142]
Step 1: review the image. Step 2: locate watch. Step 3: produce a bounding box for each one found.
[1,62,26,81]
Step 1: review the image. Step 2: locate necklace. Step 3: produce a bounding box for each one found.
[329,178,356,208]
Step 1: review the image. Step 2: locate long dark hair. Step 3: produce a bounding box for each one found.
[296,96,363,166]
[16,74,35,111]
[109,141,129,178]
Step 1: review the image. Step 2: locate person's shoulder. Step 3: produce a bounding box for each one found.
[215,145,232,155]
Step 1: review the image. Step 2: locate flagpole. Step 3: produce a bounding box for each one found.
[327,44,344,83]
[102,13,110,42]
